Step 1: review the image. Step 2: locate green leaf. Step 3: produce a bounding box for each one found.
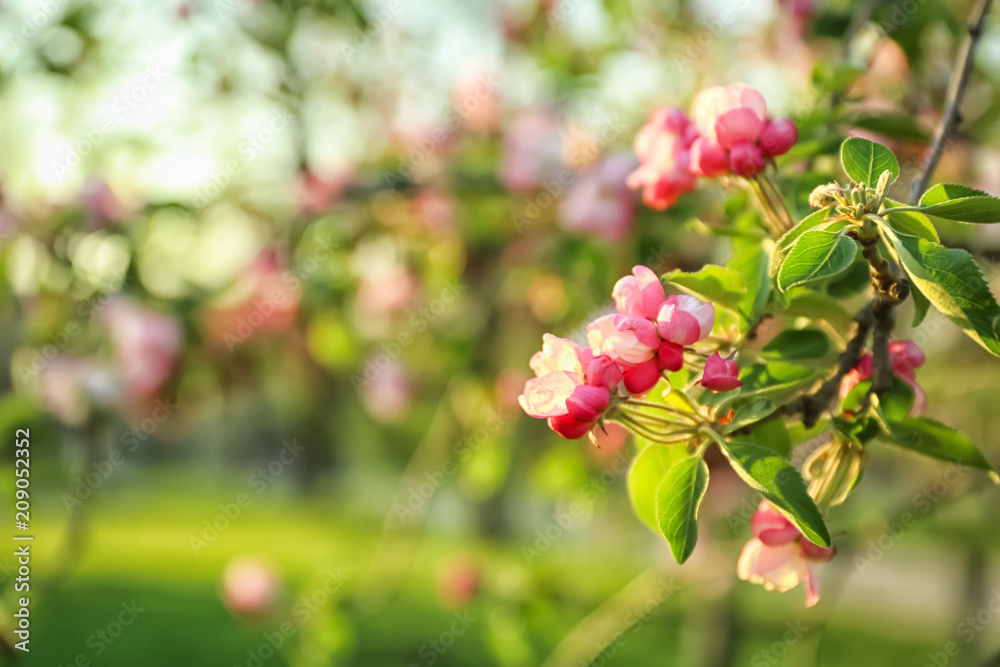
[919,183,993,205]
[746,417,792,456]
[882,202,939,242]
[917,196,1000,224]
[840,137,900,185]
[627,444,690,532]
[723,398,778,433]
[770,208,835,279]
[781,289,854,330]
[664,266,746,311]
[718,438,831,546]
[843,377,914,421]
[727,245,771,330]
[839,111,930,142]
[655,455,709,564]
[883,417,997,477]
[761,328,831,361]
[878,224,1000,357]
[826,260,871,299]
[909,281,931,327]
[777,230,858,292]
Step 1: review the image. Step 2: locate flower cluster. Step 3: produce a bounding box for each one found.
[626,83,798,210]
[840,339,926,414]
[738,501,836,607]
[519,265,742,439]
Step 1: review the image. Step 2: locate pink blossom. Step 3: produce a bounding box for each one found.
[657,341,684,372]
[760,119,799,157]
[500,109,563,192]
[621,358,661,396]
[729,142,767,177]
[519,335,618,438]
[559,154,637,241]
[39,358,119,426]
[839,339,926,414]
[738,501,835,607]
[626,107,698,210]
[362,360,413,423]
[612,265,666,320]
[223,557,279,618]
[437,559,481,608]
[298,168,352,214]
[587,314,659,365]
[690,138,729,177]
[692,83,767,149]
[103,298,181,398]
[701,352,742,392]
[566,384,612,422]
[655,295,715,346]
[547,412,595,439]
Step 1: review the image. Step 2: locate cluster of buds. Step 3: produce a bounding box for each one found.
[518,266,742,440]
[809,170,894,233]
[627,83,799,210]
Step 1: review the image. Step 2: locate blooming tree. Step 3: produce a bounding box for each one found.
[518,82,1000,607]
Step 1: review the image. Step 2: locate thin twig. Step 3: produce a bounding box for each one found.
[910,0,995,202]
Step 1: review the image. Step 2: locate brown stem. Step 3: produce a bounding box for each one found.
[870,301,895,397]
[860,238,909,305]
[910,0,995,203]
[735,303,875,433]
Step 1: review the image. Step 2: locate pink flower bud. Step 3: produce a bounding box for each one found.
[621,358,661,396]
[701,352,742,392]
[728,142,766,176]
[612,265,666,319]
[800,539,837,562]
[587,314,658,365]
[760,118,798,156]
[657,341,684,372]
[223,557,279,618]
[692,83,767,147]
[565,384,611,422]
[547,412,594,439]
[657,106,690,134]
[656,295,715,345]
[888,339,925,375]
[751,501,800,546]
[690,138,729,177]
[586,355,623,390]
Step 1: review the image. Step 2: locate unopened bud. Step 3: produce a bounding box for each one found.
[808,183,843,209]
[804,437,867,507]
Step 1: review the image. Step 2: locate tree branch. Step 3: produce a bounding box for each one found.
[910,0,995,203]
